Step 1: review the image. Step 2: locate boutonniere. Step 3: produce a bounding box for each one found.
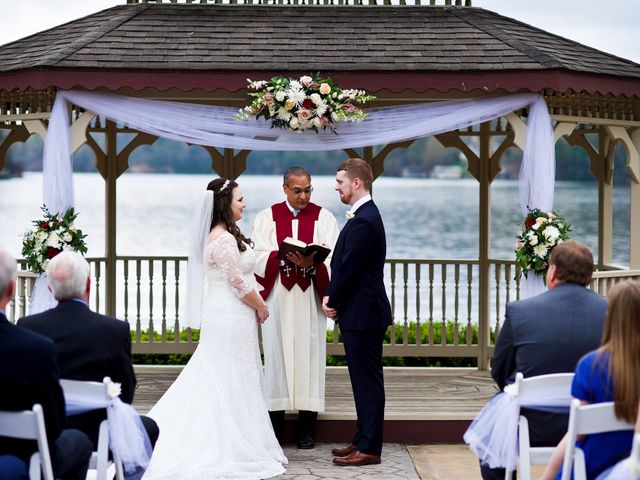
[345,210,355,220]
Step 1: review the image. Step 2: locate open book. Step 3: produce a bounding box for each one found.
[277,237,332,264]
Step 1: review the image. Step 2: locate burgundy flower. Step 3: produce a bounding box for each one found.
[524,219,535,228]
[39,221,50,229]
[302,98,314,110]
[46,247,61,259]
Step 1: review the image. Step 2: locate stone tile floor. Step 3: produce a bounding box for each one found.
[275,443,420,480]
[276,443,546,479]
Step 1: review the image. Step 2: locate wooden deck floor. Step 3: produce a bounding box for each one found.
[133,365,497,421]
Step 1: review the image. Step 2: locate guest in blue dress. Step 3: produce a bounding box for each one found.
[540,280,640,480]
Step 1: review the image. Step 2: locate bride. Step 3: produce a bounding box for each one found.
[143,178,287,480]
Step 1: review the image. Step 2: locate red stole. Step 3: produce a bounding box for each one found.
[256,202,329,300]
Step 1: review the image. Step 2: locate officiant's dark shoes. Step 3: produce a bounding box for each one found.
[296,410,317,449]
[331,444,357,457]
[296,431,315,449]
[332,451,381,467]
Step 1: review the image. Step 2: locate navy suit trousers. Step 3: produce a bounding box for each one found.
[341,327,387,456]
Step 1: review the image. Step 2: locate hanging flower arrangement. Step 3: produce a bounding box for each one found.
[21,206,88,274]
[515,208,571,280]
[235,73,375,133]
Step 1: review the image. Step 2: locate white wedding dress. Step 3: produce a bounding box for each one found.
[143,232,287,480]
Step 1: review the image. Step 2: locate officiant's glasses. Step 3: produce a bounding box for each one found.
[286,185,313,196]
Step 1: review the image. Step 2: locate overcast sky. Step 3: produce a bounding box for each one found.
[0,0,638,63]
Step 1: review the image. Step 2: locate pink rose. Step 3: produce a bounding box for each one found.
[297,109,313,121]
[299,76,313,87]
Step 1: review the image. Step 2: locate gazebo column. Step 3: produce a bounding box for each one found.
[560,125,615,268]
[89,120,156,315]
[104,120,118,316]
[437,122,506,369]
[626,128,640,269]
[604,126,640,269]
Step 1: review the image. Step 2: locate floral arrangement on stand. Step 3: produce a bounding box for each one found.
[515,208,571,280]
[235,73,375,133]
[22,206,88,274]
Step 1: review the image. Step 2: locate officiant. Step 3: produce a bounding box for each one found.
[253,166,339,449]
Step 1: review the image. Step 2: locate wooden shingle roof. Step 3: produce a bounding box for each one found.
[1,3,639,95]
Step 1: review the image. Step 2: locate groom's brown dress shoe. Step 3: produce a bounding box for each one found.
[331,444,357,457]
[332,451,381,467]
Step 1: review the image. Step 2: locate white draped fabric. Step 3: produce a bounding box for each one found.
[35,90,556,312]
[463,382,572,472]
[64,385,152,473]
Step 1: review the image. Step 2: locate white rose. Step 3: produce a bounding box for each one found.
[289,117,300,129]
[299,75,313,87]
[310,93,321,104]
[312,117,323,128]
[527,231,538,246]
[275,91,286,102]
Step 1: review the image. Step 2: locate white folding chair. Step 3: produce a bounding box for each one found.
[0,404,55,480]
[561,399,634,480]
[506,372,575,480]
[60,378,125,480]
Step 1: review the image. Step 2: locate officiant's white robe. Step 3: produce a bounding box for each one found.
[253,201,339,412]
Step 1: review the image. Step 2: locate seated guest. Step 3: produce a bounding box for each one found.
[541,280,640,480]
[18,252,159,465]
[481,240,607,479]
[0,249,92,480]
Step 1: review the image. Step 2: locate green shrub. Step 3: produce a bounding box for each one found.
[133,322,490,367]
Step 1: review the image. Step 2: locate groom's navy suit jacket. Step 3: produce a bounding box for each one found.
[326,199,391,456]
[327,199,392,330]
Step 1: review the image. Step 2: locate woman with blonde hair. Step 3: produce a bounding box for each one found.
[541,279,640,480]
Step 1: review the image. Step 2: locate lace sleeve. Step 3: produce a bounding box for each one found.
[208,233,253,298]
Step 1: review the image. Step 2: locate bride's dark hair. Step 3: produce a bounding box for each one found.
[207,178,252,252]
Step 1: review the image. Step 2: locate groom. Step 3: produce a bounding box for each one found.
[322,158,392,466]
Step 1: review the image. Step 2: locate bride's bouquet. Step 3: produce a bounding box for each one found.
[515,208,571,280]
[22,206,88,274]
[235,73,375,133]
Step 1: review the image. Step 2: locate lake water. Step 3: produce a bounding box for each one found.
[0,172,631,264]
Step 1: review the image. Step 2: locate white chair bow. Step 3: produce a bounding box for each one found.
[464,372,574,475]
[60,377,151,477]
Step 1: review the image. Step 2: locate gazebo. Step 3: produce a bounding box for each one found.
[1,0,640,372]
